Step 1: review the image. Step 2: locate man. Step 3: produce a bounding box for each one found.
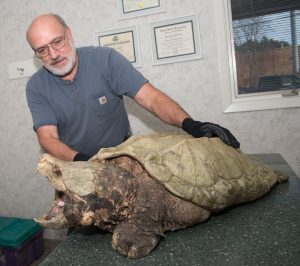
[26,14,239,162]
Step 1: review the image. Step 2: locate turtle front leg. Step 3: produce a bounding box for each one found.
[112,223,161,258]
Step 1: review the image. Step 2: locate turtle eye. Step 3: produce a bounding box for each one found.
[52,165,62,177]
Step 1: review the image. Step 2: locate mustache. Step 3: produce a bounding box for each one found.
[51,57,65,66]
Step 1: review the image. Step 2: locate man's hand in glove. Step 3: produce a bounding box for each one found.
[182,118,240,148]
[73,152,92,161]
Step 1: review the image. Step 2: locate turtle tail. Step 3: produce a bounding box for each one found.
[274,170,289,183]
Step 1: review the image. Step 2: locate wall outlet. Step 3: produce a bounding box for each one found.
[8,58,42,79]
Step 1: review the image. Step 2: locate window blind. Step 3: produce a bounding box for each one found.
[231,0,300,94]
[232,0,300,20]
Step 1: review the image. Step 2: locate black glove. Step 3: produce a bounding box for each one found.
[73,152,92,161]
[182,118,240,148]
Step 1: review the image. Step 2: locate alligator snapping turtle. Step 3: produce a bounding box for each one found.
[35,133,288,258]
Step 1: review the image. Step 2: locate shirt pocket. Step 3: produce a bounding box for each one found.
[88,92,121,117]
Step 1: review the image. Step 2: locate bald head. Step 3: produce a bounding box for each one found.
[26,14,69,49]
[26,14,77,79]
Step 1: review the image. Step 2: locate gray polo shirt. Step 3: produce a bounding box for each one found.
[26,46,148,156]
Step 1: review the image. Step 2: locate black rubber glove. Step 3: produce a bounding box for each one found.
[182,118,240,148]
[73,152,92,161]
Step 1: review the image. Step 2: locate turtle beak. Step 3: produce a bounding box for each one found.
[36,154,49,174]
[34,213,68,229]
[34,198,69,229]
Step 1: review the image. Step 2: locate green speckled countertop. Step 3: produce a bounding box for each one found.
[41,154,300,266]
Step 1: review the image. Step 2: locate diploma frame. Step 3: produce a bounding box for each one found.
[94,25,141,68]
[117,0,166,20]
[149,15,202,65]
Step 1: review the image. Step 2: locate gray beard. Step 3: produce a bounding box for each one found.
[44,43,77,77]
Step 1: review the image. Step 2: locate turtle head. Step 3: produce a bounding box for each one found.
[36,153,102,196]
[35,154,69,228]
[37,154,67,192]
[35,154,106,229]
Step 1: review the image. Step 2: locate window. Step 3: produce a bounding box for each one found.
[214,0,300,112]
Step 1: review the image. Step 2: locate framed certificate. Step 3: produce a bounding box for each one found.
[149,15,202,65]
[117,0,166,20]
[94,26,141,68]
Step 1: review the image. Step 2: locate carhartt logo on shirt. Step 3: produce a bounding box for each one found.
[99,96,107,105]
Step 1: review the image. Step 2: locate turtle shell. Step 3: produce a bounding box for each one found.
[93,133,278,210]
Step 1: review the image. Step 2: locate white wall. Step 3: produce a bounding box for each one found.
[0,0,299,222]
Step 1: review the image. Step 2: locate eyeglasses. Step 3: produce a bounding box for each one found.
[34,33,67,58]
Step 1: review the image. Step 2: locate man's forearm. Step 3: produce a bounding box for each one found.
[150,90,190,127]
[134,83,190,128]
[38,136,77,161]
[36,125,77,161]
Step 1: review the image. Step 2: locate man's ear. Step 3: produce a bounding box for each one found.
[65,27,73,41]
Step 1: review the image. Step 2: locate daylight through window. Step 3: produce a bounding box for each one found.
[231,0,300,95]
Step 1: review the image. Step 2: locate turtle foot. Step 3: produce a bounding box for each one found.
[112,223,160,258]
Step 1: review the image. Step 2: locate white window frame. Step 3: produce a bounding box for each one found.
[213,0,300,113]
